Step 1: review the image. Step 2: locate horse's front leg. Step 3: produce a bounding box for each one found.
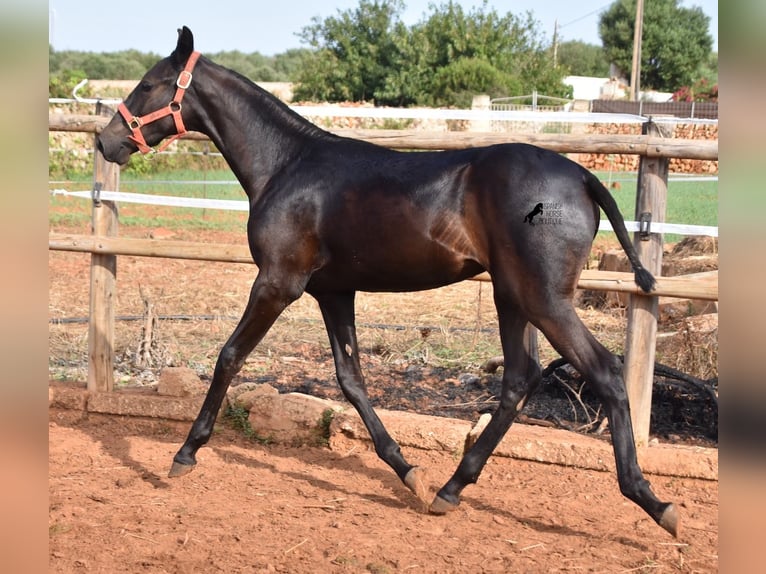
[313,291,429,505]
[169,272,303,477]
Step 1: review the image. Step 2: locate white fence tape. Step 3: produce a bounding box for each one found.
[50,188,718,237]
[598,219,718,237]
[51,189,250,211]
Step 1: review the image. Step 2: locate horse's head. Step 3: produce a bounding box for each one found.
[97,26,200,165]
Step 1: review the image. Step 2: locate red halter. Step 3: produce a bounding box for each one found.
[117,51,201,154]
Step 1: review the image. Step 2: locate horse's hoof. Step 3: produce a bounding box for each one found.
[404,467,430,509]
[658,503,679,538]
[168,461,195,478]
[429,494,458,515]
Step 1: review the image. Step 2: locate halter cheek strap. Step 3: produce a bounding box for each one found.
[118,50,201,154]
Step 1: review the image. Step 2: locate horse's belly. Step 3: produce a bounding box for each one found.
[308,251,484,293]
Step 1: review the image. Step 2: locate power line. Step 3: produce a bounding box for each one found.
[560,2,613,29]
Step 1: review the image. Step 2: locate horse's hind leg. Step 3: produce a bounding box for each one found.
[535,302,678,536]
[169,274,302,477]
[431,300,541,513]
[314,291,427,504]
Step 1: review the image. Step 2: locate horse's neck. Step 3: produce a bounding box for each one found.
[193,60,320,199]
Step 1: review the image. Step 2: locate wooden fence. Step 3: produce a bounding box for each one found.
[48,113,719,447]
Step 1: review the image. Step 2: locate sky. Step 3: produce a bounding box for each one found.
[49,0,718,56]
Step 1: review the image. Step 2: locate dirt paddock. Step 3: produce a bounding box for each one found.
[49,408,718,573]
[49,226,718,572]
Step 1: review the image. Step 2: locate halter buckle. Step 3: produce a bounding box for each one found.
[177,70,193,90]
[128,116,143,130]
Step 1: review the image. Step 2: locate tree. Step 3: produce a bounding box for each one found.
[49,45,306,90]
[695,50,718,87]
[208,50,308,82]
[409,1,569,105]
[49,48,161,81]
[48,0,573,106]
[272,49,313,81]
[557,41,609,77]
[428,57,522,108]
[293,0,570,106]
[293,0,408,103]
[599,0,713,92]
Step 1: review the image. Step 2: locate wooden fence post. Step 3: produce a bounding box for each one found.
[470,94,491,132]
[88,105,119,393]
[623,119,671,447]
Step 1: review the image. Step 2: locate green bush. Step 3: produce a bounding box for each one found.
[427,57,521,109]
[49,69,91,99]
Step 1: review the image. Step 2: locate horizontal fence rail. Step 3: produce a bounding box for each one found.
[48,232,719,301]
[49,114,719,160]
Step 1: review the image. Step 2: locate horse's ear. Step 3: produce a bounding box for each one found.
[172,26,194,65]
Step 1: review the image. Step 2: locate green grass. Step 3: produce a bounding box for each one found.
[223,404,272,444]
[593,171,718,243]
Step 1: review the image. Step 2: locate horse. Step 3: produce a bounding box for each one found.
[97,26,677,537]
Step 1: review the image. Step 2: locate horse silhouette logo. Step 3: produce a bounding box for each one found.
[524,202,544,225]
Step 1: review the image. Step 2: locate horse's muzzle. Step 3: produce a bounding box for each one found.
[96,135,132,166]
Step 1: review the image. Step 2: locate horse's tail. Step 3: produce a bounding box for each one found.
[584,171,656,293]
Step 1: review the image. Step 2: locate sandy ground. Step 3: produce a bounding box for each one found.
[49,410,718,573]
[49,225,718,572]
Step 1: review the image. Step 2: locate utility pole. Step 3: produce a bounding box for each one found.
[552,19,559,68]
[630,0,644,101]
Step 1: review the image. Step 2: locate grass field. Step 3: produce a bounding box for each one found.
[596,171,718,243]
[49,167,718,243]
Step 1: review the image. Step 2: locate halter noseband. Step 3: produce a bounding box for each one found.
[118,51,201,154]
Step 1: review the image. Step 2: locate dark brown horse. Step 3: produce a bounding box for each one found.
[97,27,677,536]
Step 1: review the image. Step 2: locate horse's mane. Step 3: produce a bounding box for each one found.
[213,59,337,142]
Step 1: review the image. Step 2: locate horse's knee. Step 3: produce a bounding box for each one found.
[217,344,245,375]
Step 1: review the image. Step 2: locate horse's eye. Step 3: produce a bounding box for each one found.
[140,81,153,92]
